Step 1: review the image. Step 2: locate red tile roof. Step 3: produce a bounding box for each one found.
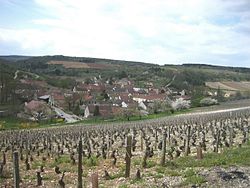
[83,94,93,101]
[133,94,166,101]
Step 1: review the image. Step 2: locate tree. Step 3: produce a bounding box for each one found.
[73,105,81,116]
[190,86,204,107]
[118,71,128,79]
[93,105,100,116]
[0,63,17,105]
[96,90,110,102]
[149,100,171,114]
[100,90,109,101]
[65,95,73,111]
[234,91,243,100]
[216,86,225,102]
[151,100,162,114]
[84,78,92,85]
[120,108,138,121]
[171,98,190,111]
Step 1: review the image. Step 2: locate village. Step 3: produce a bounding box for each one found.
[17,76,193,123]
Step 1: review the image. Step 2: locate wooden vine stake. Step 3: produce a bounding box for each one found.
[160,131,167,166]
[140,131,143,151]
[215,129,221,153]
[185,125,191,156]
[13,151,20,188]
[125,135,132,178]
[196,145,203,160]
[78,139,83,188]
[37,171,43,186]
[91,172,98,188]
[229,125,233,147]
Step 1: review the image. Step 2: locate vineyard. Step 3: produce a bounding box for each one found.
[47,61,113,69]
[0,107,250,187]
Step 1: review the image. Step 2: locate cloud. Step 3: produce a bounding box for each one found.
[0,0,249,67]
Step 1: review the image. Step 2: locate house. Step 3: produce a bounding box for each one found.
[82,93,97,104]
[207,91,215,96]
[175,95,191,101]
[87,84,105,93]
[121,101,128,108]
[132,95,147,103]
[148,88,159,95]
[110,92,133,106]
[132,94,166,103]
[224,92,231,98]
[115,78,132,87]
[77,83,105,93]
[38,95,54,106]
[138,101,147,110]
[112,86,127,93]
[180,90,186,96]
[76,84,88,93]
[145,82,154,87]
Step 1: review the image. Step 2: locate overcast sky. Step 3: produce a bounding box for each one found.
[0,0,250,67]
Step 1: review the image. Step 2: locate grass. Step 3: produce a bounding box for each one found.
[182,174,207,186]
[0,108,192,131]
[56,155,72,165]
[31,160,46,169]
[83,156,99,167]
[177,168,207,186]
[153,173,164,179]
[183,168,196,177]
[43,175,53,180]
[155,166,165,174]
[48,155,72,168]
[130,177,145,184]
[145,172,154,177]
[0,117,24,130]
[132,159,141,166]
[145,160,157,168]
[110,170,124,180]
[155,166,181,176]
[72,109,187,125]
[0,117,60,130]
[173,141,250,168]
[164,160,179,169]
[118,184,129,188]
[165,169,182,176]
[23,174,36,180]
[109,164,126,179]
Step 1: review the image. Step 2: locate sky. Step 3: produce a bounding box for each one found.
[0,0,250,67]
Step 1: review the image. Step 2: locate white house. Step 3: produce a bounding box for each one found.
[138,101,147,110]
[121,101,128,108]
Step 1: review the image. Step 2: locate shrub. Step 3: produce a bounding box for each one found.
[200,97,218,106]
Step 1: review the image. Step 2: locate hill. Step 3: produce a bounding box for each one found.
[0,55,32,62]
[1,55,250,116]
[1,55,250,88]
